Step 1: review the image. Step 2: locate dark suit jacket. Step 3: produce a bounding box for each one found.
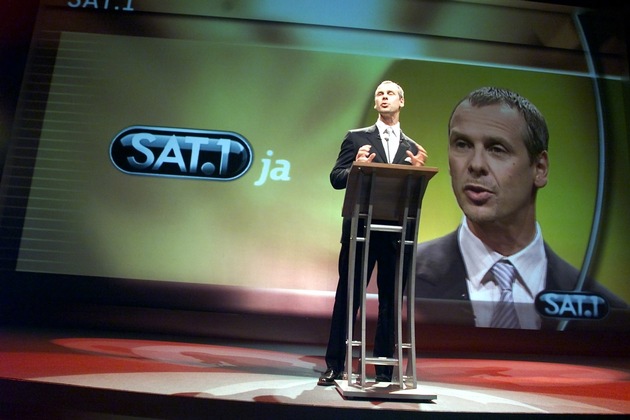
[415,229,627,329]
[330,124,420,243]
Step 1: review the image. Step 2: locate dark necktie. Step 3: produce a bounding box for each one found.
[489,260,521,329]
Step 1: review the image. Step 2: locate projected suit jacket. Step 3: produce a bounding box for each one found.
[330,124,421,243]
[415,229,627,330]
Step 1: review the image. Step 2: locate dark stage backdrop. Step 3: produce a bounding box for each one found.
[1,0,628,350]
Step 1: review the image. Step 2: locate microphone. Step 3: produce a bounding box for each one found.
[382,128,391,162]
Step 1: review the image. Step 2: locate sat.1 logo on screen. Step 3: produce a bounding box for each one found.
[109,126,253,181]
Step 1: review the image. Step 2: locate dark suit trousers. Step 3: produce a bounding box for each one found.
[325,230,409,375]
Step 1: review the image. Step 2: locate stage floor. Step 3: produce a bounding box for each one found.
[1,327,629,419]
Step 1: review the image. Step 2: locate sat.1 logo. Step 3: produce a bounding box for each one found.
[535,291,609,320]
[109,126,253,181]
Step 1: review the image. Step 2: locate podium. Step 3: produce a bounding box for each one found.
[336,161,438,401]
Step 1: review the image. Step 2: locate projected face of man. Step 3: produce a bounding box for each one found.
[448,101,549,254]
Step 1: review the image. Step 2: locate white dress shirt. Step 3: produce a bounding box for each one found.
[458,217,547,329]
[376,120,400,163]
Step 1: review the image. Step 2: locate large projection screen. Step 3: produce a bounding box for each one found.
[1,0,628,344]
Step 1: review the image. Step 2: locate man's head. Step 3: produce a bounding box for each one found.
[447,87,549,241]
[452,87,549,163]
[374,80,405,117]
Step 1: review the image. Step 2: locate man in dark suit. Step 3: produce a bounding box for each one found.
[415,87,627,330]
[319,81,428,385]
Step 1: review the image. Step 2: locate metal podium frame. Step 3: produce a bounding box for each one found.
[336,161,438,401]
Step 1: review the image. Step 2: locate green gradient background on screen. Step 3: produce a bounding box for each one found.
[15,29,629,301]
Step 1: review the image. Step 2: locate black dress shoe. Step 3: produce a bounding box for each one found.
[375,366,392,383]
[318,368,342,386]
[375,374,392,383]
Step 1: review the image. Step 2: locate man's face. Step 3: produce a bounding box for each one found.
[374,82,404,114]
[448,101,548,229]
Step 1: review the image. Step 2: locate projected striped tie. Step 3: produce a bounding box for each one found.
[489,260,521,329]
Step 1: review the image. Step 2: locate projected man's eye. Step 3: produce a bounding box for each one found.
[109,126,253,181]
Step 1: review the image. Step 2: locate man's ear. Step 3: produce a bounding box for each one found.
[534,150,549,188]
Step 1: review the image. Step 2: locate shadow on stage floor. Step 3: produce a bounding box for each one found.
[1,327,629,419]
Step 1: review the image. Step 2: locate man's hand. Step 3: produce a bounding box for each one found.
[356,145,375,162]
[407,145,427,166]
